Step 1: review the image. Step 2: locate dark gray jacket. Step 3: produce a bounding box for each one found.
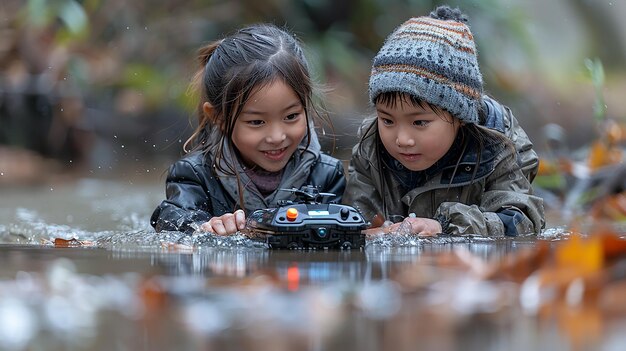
[151,132,345,233]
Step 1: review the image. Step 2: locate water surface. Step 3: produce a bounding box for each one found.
[0,179,620,351]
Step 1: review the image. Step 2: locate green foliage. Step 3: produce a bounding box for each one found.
[534,174,566,191]
[584,58,607,123]
[121,63,186,110]
[24,0,89,42]
[5,0,622,121]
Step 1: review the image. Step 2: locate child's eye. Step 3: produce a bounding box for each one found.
[284,113,301,121]
[246,120,265,126]
[379,117,393,126]
[413,120,429,127]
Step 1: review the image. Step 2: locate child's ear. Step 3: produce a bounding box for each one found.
[203,102,224,130]
[202,102,214,120]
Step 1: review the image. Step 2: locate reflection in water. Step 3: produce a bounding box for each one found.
[0,180,618,350]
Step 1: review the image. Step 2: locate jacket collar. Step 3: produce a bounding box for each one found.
[382,130,503,190]
[211,125,321,211]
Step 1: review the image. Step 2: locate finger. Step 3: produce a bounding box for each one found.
[221,213,238,234]
[200,221,212,232]
[234,209,246,230]
[403,218,424,235]
[385,222,402,234]
[417,231,437,237]
[211,220,227,236]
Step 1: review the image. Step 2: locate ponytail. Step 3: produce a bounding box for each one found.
[184,40,223,153]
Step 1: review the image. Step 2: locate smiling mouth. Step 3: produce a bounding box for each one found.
[262,147,288,160]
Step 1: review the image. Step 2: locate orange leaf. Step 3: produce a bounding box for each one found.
[589,196,626,220]
[587,141,609,171]
[54,238,84,247]
[479,241,550,282]
[538,159,557,175]
[555,234,603,274]
[598,231,626,261]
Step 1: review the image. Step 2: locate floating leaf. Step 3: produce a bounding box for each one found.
[480,241,550,282]
[596,228,626,260]
[53,237,92,247]
[591,193,626,221]
[555,234,603,274]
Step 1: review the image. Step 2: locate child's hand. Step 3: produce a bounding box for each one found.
[400,217,442,236]
[363,216,442,237]
[200,209,246,235]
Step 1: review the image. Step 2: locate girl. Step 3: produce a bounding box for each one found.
[151,24,345,235]
[343,6,545,236]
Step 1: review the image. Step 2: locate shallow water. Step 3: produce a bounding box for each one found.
[0,179,623,351]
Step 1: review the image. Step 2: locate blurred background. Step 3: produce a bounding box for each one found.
[1,0,625,186]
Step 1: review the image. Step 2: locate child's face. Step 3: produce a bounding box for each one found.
[232,79,307,172]
[376,94,460,171]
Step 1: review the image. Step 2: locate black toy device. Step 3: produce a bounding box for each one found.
[246,186,368,249]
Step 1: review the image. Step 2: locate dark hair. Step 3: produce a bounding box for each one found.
[184,24,324,173]
[181,24,329,212]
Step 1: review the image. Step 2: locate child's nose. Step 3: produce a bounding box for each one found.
[395,131,415,147]
[265,127,286,144]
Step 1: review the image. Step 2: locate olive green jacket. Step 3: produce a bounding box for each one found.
[343,97,545,236]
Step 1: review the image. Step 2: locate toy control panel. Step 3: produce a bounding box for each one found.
[246,186,368,249]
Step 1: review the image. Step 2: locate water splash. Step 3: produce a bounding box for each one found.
[539,226,571,240]
[366,219,498,248]
[0,208,96,244]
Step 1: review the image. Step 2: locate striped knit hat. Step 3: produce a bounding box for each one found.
[369,6,483,124]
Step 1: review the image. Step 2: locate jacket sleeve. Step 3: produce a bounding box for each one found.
[343,146,384,223]
[435,147,545,236]
[150,159,213,233]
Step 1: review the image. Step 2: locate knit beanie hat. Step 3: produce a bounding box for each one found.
[369,6,483,124]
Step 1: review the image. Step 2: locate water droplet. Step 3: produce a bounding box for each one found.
[0,172,3,176]
[60,108,64,112]
[114,135,118,139]
[126,26,130,30]
[50,188,54,191]
[146,169,150,173]
[121,145,125,148]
